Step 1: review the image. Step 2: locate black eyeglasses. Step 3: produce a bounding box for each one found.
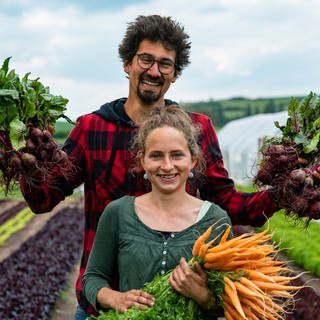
[136,53,176,75]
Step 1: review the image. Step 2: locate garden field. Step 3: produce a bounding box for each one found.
[1,197,320,319]
[0,197,83,319]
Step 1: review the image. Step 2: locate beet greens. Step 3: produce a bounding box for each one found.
[0,57,75,194]
[254,92,320,222]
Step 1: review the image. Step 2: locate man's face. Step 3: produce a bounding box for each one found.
[124,40,177,105]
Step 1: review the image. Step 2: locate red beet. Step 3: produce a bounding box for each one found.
[21,152,37,168]
[309,202,320,219]
[30,127,43,142]
[290,169,307,185]
[9,154,22,170]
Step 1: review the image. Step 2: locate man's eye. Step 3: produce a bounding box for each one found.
[141,56,153,63]
[160,61,172,68]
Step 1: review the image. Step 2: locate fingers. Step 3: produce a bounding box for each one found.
[126,290,155,310]
[193,261,207,280]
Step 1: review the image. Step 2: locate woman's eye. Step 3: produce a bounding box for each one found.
[150,153,161,159]
[172,153,184,159]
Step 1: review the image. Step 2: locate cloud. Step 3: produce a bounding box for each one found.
[1,0,320,120]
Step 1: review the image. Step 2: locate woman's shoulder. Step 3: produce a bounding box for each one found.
[204,201,232,224]
[108,195,135,207]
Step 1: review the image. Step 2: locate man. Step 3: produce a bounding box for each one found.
[20,15,278,319]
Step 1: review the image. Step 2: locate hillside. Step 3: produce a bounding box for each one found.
[53,95,302,140]
[183,95,303,129]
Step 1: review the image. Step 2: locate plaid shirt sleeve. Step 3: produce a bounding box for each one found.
[190,112,278,227]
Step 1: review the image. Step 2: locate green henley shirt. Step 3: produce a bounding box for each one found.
[82,195,231,312]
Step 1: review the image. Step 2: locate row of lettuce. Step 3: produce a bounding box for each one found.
[236,184,320,277]
[258,210,320,277]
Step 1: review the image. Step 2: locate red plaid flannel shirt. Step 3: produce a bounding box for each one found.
[20,98,277,316]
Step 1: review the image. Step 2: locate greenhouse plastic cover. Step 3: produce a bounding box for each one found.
[217,111,288,185]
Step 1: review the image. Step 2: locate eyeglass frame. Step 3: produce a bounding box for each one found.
[135,53,176,75]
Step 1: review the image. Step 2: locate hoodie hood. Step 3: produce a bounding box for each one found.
[93,97,176,126]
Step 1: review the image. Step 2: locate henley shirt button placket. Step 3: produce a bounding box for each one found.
[160,240,168,275]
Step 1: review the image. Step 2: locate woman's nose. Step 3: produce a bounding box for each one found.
[161,157,174,170]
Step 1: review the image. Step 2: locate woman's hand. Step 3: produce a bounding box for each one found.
[97,287,155,312]
[169,257,216,310]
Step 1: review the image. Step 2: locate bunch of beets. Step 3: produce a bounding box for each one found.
[0,57,75,194]
[254,92,320,222]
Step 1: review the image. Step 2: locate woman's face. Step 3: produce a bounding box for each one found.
[141,126,196,194]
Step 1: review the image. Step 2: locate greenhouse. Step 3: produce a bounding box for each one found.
[217,111,288,185]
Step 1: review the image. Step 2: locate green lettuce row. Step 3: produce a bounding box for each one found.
[259,211,320,277]
[0,207,34,245]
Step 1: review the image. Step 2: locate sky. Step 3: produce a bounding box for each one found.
[1,0,319,120]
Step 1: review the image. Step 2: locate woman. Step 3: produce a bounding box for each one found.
[82,105,232,318]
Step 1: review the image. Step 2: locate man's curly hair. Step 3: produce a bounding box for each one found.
[118,15,191,76]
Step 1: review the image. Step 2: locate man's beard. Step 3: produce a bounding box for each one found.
[137,88,162,104]
[137,73,164,104]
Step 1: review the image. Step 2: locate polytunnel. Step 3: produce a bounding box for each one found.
[217,111,288,185]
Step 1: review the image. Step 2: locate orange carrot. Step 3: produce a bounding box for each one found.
[223,276,237,292]
[223,302,239,320]
[206,234,249,254]
[204,248,238,263]
[223,308,234,320]
[270,272,304,284]
[240,296,266,315]
[224,283,247,319]
[254,266,290,275]
[198,234,221,258]
[234,280,262,299]
[219,225,232,244]
[247,269,277,283]
[192,225,212,257]
[239,276,264,295]
[223,295,246,320]
[251,280,303,292]
[241,304,260,320]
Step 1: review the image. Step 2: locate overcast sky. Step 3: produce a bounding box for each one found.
[1,0,319,120]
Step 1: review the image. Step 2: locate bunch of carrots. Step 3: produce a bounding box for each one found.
[193,225,304,320]
[93,225,304,320]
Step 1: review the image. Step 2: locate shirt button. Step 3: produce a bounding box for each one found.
[170,233,175,238]
[163,250,167,255]
[160,270,165,275]
[163,241,167,245]
[162,261,166,265]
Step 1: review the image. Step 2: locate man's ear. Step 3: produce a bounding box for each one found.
[124,60,130,74]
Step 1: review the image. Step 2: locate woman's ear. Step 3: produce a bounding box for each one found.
[191,157,198,170]
[137,150,145,168]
